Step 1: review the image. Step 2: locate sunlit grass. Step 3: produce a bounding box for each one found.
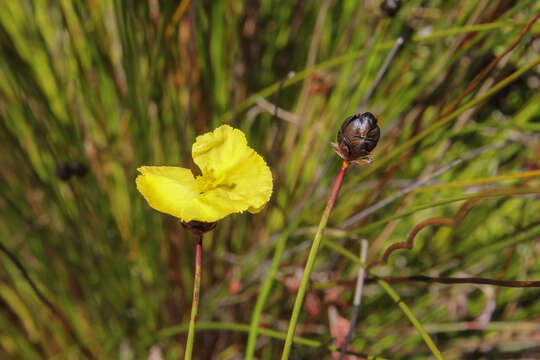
[1,0,539,359]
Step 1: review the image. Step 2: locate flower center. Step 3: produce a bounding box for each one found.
[196,171,235,194]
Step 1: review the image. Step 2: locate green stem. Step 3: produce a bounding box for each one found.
[184,235,203,360]
[281,161,350,360]
[376,281,443,360]
[155,321,388,359]
[323,240,443,360]
[245,219,300,359]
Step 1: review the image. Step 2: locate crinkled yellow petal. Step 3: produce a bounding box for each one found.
[136,126,273,223]
[135,166,208,222]
[192,125,273,216]
[192,125,249,177]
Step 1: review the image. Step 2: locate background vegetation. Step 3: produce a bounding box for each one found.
[1,0,539,359]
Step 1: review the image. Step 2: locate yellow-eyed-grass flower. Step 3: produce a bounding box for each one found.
[136,124,273,224]
[136,124,272,360]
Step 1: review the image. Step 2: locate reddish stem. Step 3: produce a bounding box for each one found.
[443,10,540,116]
[194,235,202,313]
[281,161,349,359]
[327,161,350,213]
[185,235,203,359]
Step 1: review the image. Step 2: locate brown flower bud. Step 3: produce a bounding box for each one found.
[331,112,380,164]
[181,220,217,236]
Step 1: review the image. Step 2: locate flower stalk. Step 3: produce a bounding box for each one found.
[185,235,203,360]
[281,160,350,359]
[136,125,272,358]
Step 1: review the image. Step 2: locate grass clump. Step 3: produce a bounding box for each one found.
[1,1,540,359]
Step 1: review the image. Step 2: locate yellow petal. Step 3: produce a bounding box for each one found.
[136,165,247,223]
[137,125,273,223]
[192,125,273,216]
[136,166,201,222]
[192,125,248,177]
[218,148,273,214]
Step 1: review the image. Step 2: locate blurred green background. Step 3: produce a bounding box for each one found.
[1,0,540,359]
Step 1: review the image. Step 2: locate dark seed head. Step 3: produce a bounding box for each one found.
[72,162,88,178]
[181,220,217,236]
[380,0,401,17]
[332,112,380,163]
[56,162,73,181]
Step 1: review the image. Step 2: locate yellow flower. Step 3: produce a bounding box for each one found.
[136,125,273,223]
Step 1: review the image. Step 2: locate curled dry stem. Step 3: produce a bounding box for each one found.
[367,198,483,272]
